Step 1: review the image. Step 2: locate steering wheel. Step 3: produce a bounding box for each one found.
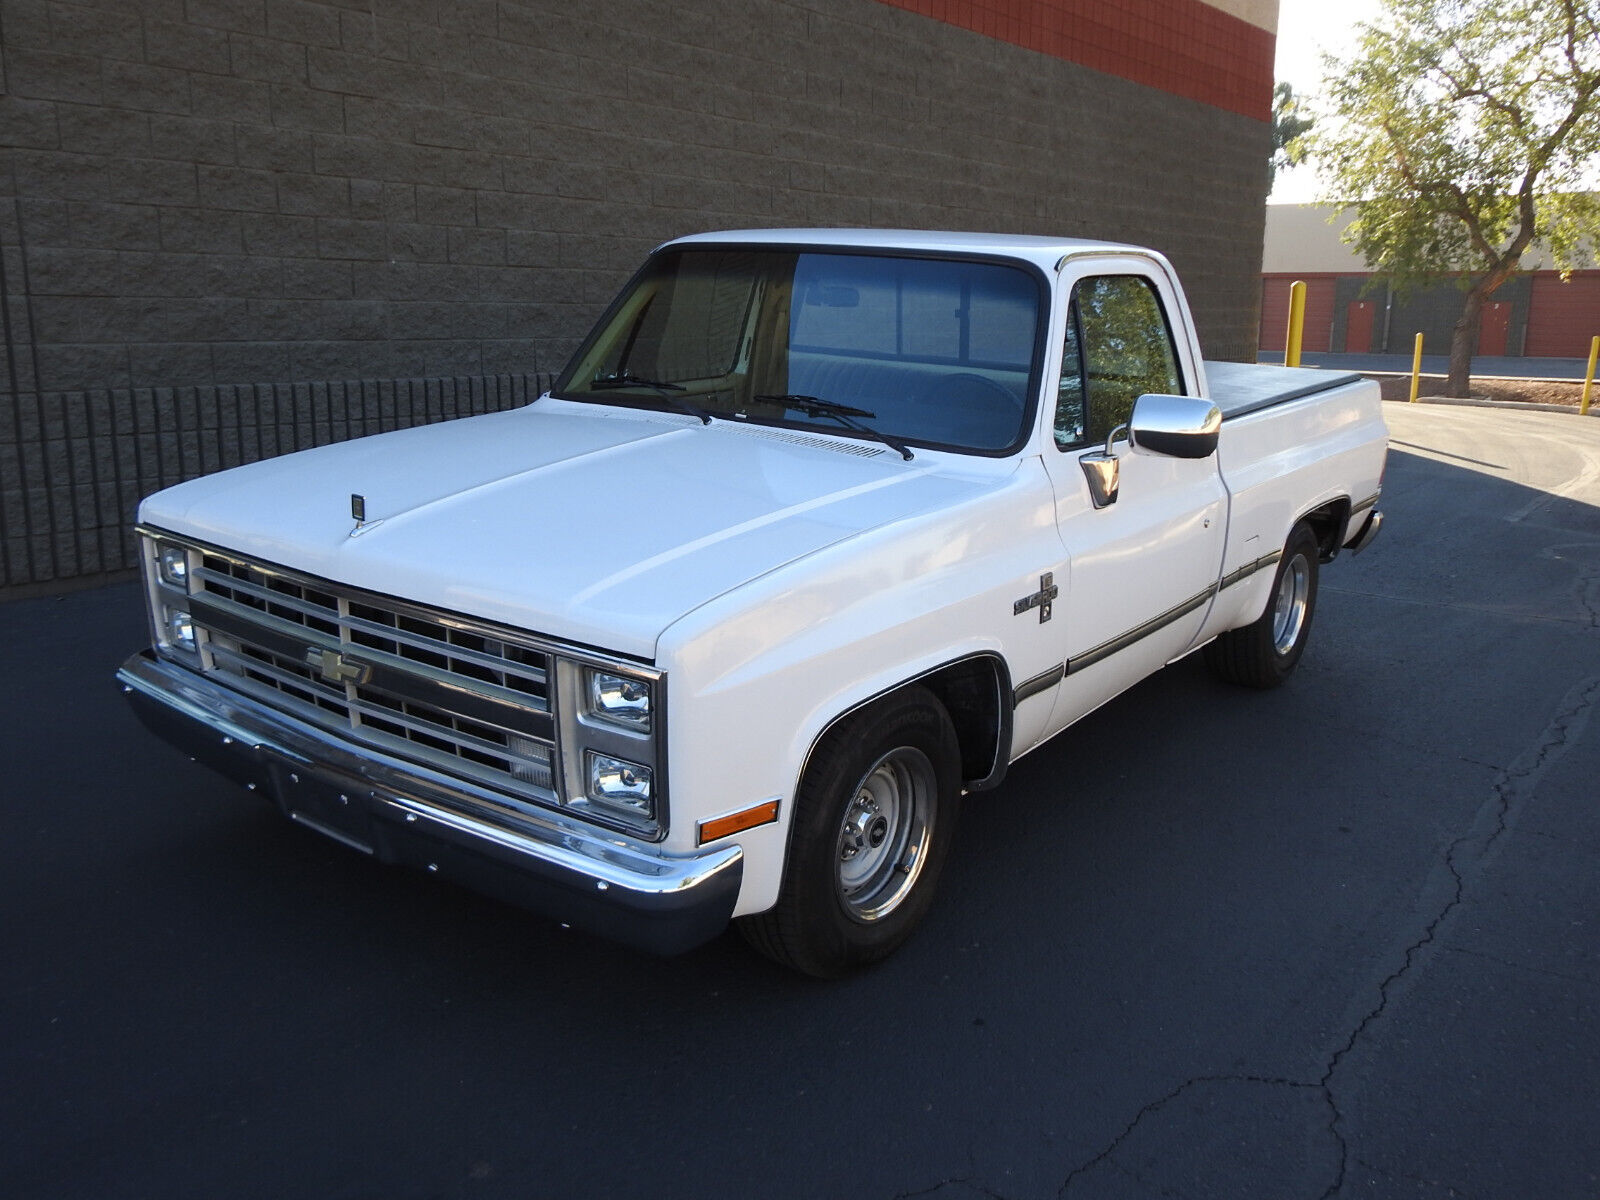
[916,373,1024,449]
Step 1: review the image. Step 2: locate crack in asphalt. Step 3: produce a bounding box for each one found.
[1057,675,1600,1200]
[1535,542,1600,630]
[892,1133,1014,1200]
[1317,673,1599,1198]
[1056,1075,1327,1197]
[892,1179,1013,1200]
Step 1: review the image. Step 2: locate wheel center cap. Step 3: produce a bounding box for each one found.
[842,796,887,861]
[867,815,889,848]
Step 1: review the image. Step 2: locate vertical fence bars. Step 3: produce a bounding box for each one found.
[0,372,552,590]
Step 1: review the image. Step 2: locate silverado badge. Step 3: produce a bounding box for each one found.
[1013,572,1058,623]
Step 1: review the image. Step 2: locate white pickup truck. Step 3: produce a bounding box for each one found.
[120,229,1386,976]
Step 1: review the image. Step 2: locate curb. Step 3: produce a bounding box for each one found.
[1405,396,1599,416]
[1357,370,1592,385]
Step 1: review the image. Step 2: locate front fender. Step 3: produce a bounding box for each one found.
[657,468,1061,916]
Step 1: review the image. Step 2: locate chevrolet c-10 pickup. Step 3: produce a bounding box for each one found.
[120,229,1387,976]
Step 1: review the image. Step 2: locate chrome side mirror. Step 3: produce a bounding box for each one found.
[1128,394,1221,459]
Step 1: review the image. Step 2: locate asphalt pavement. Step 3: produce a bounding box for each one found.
[3,402,1599,1199]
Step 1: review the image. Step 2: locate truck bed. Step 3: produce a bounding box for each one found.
[1203,360,1365,420]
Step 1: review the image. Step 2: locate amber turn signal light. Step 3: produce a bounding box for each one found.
[698,799,779,845]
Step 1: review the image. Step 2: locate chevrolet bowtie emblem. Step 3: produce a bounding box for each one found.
[305,648,372,686]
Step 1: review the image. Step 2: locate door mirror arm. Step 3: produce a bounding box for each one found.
[1078,423,1128,509]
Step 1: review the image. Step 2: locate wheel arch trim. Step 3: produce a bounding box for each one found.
[1294,495,1353,563]
[795,652,1014,800]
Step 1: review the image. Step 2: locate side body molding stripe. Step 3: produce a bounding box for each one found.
[1010,550,1286,708]
[1012,664,1065,706]
[1066,585,1215,676]
[1218,549,1282,592]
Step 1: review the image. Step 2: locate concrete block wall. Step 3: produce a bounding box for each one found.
[1,0,1272,587]
[0,373,543,587]
[2,0,1270,391]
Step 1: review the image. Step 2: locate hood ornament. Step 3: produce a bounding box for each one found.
[348,493,383,538]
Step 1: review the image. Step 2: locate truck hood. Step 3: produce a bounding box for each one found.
[140,401,1002,659]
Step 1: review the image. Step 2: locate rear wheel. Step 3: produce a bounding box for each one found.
[1204,521,1320,688]
[739,686,961,977]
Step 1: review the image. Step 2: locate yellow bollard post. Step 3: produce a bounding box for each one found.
[1408,332,1425,403]
[1582,335,1598,417]
[1284,280,1307,368]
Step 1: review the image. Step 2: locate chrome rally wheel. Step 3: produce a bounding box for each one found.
[1272,550,1313,656]
[1204,520,1321,689]
[739,686,961,977]
[834,746,937,923]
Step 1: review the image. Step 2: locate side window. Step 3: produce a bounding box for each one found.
[1055,274,1183,448]
[1055,305,1086,447]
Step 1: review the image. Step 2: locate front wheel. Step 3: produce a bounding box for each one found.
[739,686,961,977]
[1204,522,1320,688]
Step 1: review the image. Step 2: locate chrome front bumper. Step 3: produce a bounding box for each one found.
[117,651,742,955]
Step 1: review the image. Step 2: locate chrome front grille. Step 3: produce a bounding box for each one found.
[190,551,558,802]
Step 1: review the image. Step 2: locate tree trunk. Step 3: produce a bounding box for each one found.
[1446,286,1486,399]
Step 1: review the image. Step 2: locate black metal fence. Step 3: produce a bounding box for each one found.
[1,373,555,590]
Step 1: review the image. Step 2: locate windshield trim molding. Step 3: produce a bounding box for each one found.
[550,241,1052,459]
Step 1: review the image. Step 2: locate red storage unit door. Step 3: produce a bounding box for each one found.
[1478,301,1511,356]
[1345,299,1377,352]
[1299,278,1336,352]
[1259,276,1336,352]
[1260,277,1292,350]
[1526,273,1600,357]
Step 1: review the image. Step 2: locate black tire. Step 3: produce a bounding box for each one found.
[739,686,962,978]
[1204,521,1320,689]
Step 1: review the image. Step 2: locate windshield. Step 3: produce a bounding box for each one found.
[553,248,1044,454]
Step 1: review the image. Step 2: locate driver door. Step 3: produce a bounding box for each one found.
[1039,261,1227,738]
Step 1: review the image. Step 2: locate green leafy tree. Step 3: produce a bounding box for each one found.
[1271,82,1314,184]
[1310,0,1600,396]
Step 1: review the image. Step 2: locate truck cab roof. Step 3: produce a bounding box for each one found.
[662,228,1165,275]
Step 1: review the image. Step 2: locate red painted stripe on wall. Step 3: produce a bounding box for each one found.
[875,0,1274,122]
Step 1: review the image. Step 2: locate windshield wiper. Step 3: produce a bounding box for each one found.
[754,393,913,461]
[590,373,685,392]
[756,394,875,419]
[588,374,712,424]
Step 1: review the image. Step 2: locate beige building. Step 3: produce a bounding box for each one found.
[1261,204,1600,358]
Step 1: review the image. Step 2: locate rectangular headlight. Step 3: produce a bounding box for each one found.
[586,669,651,732]
[157,541,190,590]
[585,751,654,820]
[556,656,666,839]
[164,605,196,652]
